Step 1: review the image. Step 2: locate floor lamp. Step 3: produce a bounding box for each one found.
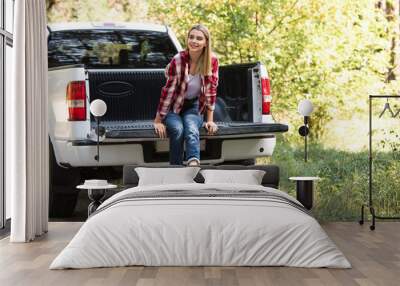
[298,99,314,162]
[89,99,107,162]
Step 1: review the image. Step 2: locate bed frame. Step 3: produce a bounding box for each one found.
[122,164,280,189]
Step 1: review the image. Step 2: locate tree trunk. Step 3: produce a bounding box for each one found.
[381,1,400,82]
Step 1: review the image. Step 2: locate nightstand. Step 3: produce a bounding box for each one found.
[77,181,117,216]
[289,177,320,210]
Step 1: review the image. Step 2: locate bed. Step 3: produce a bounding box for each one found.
[50,164,351,269]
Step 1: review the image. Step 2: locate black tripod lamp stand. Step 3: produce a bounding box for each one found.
[89,99,107,162]
[298,99,314,162]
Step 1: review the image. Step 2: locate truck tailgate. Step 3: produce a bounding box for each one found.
[101,121,288,139]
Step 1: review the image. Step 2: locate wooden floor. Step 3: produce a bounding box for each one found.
[0,222,399,286]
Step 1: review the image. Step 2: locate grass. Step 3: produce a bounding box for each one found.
[257,134,400,221]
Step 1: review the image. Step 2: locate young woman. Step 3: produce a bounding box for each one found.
[154,24,219,166]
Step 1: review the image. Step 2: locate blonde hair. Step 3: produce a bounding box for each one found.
[186,24,212,76]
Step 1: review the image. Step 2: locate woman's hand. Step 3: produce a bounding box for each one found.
[154,119,167,139]
[205,121,218,135]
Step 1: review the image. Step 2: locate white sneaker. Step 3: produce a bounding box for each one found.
[187,158,200,166]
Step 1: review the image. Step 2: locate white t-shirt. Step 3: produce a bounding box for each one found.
[186,73,201,100]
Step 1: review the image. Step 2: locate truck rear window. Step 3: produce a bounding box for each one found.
[48,30,178,69]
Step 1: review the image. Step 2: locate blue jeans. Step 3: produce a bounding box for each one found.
[163,101,204,165]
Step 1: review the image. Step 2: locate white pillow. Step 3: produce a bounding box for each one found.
[200,169,266,185]
[135,167,200,186]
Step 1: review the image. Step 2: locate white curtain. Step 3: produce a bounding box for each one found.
[8,0,49,242]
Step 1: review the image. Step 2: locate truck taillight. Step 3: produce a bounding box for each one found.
[261,78,271,115]
[66,81,86,121]
[260,65,271,115]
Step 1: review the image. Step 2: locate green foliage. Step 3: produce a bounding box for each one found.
[258,134,400,221]
[148,0,400,140]
[46,0,148,22]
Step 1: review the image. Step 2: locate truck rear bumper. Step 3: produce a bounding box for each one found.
[52,136,276,167]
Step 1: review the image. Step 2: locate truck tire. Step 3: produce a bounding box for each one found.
[49,141,81,218]
[219,159,256,166]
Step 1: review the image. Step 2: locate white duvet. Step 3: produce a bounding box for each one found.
[50,183,351,269]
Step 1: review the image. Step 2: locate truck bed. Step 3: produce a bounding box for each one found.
[87,62,267,124]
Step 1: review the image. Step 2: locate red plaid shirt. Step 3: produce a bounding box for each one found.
[156,49,219,120]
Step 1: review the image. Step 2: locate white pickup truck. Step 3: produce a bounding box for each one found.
[47,22,288,217]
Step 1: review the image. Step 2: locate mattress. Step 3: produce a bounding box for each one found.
[50,183,351,269]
